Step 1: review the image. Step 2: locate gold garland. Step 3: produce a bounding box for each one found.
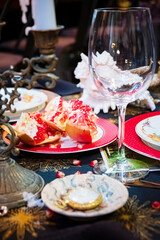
[0,196,160,240]
[0,207,55,240]
[112,195,160,240]
[19,156,77,172]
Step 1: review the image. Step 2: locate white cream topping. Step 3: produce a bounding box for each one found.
[68,188,99,204]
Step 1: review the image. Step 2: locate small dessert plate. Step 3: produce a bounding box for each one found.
[1,88,48,122]
[41,174,128,219]
[135,115,160,151]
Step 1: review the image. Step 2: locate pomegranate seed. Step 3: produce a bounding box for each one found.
[73,160,81,166]
[90,160,98,167]
[152,201,160,209]
[46,208,54,218]
[77,144,83,149]
[75,171,82,175]
[56,171,65,178]
[56,143,61,149]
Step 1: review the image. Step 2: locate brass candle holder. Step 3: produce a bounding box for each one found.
[21,26,64,89]
[0,24,63,209]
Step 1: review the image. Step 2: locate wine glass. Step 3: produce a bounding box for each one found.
[88,7,156,182]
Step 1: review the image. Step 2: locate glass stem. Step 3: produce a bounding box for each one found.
[117,104,127,163]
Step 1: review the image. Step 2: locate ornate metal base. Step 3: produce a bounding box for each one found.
[0,23,63,210]
[0,156,44,209]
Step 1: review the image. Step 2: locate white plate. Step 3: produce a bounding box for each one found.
[1,88,48,121]
[135,115,160,151]
[41,174,128,219]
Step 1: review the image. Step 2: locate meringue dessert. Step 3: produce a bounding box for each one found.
[66,187,103,210]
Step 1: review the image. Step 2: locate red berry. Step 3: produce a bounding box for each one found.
[90,160,98,167]
[56,171,65,178]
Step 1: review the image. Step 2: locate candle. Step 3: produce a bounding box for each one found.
[32,0,57,30]
[19,0,30,24]
[19,0,57,35]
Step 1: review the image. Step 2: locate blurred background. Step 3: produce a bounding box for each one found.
[0,0,160,83]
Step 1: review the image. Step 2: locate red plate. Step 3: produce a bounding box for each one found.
[13,118,118,154]
[124,111,160,160]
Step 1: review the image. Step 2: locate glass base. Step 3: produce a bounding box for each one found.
[94,159,149,182]
[0,157,44,209]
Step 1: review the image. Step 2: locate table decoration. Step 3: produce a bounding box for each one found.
[0,79,45,208]
[0,195,159,240]
[41,173,128,219]
[0,0,66,208]
[14,25,63,90]
[0,207,53,240]
[18,0,63,88]
[0,22,56,209]
[136,115,160,151]
[124,111,160,160]
[151,61,160,87]
[19,155,75,173]
[112,195,160,240]
[4,118,117,154]
[75,53,157,114]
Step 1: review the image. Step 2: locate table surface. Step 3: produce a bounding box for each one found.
[0,80,160,240]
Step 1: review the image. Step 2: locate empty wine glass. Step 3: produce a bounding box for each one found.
[88,7,156,181]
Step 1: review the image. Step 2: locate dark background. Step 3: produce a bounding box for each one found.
[0,0,160,82]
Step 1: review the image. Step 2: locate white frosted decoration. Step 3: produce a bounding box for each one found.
[80,89,116,114]
[68,188,99,204]
[93,51,120,71]
[93,51,142,88]
[136,90,156,111]
[19,0,30,24]
[74,52,156,114]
